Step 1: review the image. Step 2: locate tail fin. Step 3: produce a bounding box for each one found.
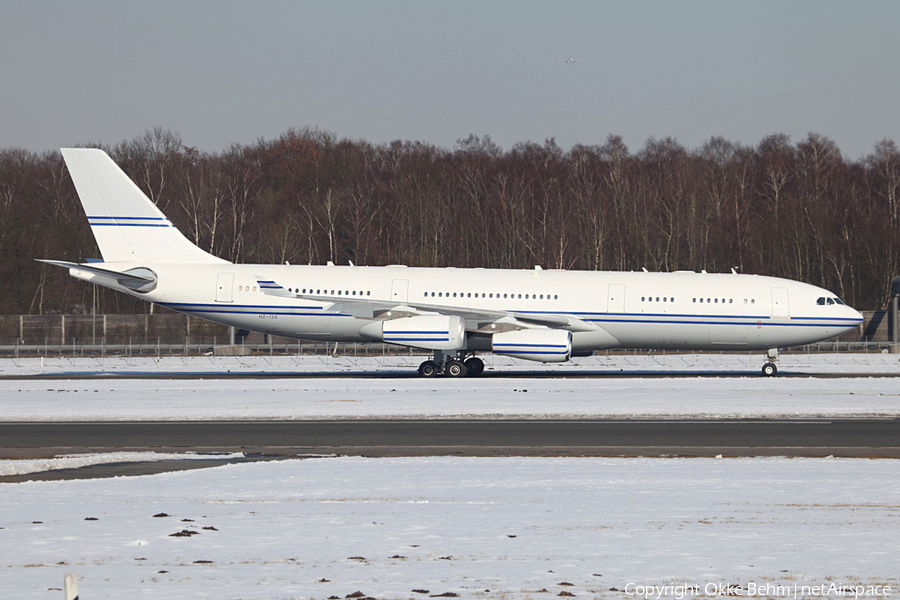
[61,148,227,264]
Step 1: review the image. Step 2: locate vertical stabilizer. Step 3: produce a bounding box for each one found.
[61,148,227,264]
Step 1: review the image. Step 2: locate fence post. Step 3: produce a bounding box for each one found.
[893,289,899,354]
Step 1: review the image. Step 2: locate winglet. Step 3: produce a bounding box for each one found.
[255,278,296,298]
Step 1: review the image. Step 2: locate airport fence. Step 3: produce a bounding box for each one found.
[0,313,897,359]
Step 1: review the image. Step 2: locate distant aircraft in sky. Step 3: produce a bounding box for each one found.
[559,57,581,63]
[42,149,863,377]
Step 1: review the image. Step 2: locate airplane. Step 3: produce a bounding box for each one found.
[40,148,864,377]
[559,57,581,63]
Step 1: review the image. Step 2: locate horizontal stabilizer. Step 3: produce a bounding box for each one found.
[37,259,158,293]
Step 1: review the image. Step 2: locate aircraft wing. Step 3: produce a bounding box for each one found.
[256,277,598,331]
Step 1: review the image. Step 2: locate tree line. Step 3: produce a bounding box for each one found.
[1,126,898,315]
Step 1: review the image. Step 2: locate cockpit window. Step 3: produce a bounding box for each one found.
[818,296,845,306]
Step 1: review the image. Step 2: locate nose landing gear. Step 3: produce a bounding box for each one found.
[761,348,779,376]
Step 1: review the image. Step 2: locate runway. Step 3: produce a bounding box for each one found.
[4,369,900,380]
[3,419,899,465]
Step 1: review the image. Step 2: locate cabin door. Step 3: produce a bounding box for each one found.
[215,273,235,303]
[771,287,790,318]
[607,284,625,313]
[391,279,409,304]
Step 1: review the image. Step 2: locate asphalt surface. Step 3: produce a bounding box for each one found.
[3,418,900,481]
[3,370,900,379]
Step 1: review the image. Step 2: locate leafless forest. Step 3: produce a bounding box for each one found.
[1,127,898,315]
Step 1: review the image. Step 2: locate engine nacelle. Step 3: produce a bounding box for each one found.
[359,315,466,350]
[492,329,572,363]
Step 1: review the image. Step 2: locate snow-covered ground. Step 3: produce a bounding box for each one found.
[2,354,899,599]
[1,354,899,421]
[3,351,900,377]
[2,456,898,599]
[0,452,245,478]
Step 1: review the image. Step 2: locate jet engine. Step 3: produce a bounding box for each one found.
[492,328,572,363]
[359,315,466,350]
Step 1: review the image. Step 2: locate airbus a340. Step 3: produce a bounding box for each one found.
[41,148,863,377]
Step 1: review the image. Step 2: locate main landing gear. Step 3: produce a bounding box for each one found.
[418,351,485,377]
[761,348,779,377]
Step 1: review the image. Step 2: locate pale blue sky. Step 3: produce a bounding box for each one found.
[3,0,899,160]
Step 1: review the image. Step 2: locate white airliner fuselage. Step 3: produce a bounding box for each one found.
[44,148,864,377]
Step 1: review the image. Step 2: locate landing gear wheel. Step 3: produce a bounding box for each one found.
[445,360,468,377]
[464,357,485,376]
[418,360,440,377]
[761,363,777,377]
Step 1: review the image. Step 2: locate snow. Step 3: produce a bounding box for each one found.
[1,354,899,421]
[0,452,245,477]
[3,350,900,378]
[2,354,899,598]
[1,457,898,599]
